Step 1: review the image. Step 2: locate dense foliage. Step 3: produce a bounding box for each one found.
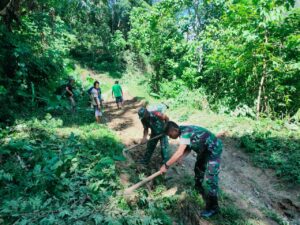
[1,0,299,122]
[0,111,181,224]
[0,1,299,224]
[129,0,300,118]
[0,116,120,224]
[240,121,300,184]
[0,0,139,125]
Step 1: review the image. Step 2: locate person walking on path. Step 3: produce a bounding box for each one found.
[138,107,170,165]
[88,82,103,109]
[66,78,76,113]
[160,121,223,218]
[91,81,102,123]
[112,81,123,109]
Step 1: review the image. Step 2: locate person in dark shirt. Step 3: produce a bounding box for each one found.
[66,78,76,112]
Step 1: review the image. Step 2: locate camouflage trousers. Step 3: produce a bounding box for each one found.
[143,133,169,163]
[194,150,221,197]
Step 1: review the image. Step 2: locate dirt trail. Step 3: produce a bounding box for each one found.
[100,89,299,224]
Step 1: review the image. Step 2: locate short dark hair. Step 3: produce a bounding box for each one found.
[164,121,179,134]
[94,81,99,87]
[115,81,119,84]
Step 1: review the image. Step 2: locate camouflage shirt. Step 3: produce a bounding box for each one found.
[179,125,222,157]
[142,111,166,135]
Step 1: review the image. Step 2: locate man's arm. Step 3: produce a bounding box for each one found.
[66,86,73,96]
[141,128,149,144]
[92,90,100,108]
[94,97,100,109]
[160,144,187,173]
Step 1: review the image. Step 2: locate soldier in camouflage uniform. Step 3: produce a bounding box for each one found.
[138,107,170,164]
[160,121,222,218]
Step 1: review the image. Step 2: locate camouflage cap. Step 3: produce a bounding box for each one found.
[138,107,147,120]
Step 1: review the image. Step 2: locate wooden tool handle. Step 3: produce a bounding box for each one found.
[124,171,161,195]
[123,134,163,152]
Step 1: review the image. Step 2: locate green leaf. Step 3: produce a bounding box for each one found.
[112,155,126,161]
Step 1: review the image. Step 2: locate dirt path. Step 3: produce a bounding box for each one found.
[92,77,299,224]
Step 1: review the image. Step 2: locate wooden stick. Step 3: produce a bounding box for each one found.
[124,171,161,195]
[123,134,163,153]
[122,134,164,161]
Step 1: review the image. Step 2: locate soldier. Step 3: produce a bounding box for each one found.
[160,121,223,218]
[138,107,170,164]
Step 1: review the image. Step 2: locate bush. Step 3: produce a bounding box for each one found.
[240,131,300,184]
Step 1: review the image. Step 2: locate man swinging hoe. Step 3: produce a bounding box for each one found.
[160,121,223,218]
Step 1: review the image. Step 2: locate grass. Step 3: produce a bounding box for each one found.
[2,63,297,224]
[0,113,122,224]
[123,70,300,185]
[120,68,300,223]
[0,95,179,224]
[262,209,289,225]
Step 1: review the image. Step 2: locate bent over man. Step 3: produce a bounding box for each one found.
[138,107,170,164]
[160,121,223,218]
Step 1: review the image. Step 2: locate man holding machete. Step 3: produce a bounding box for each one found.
[160,121,223,218]
[137,107,170,165]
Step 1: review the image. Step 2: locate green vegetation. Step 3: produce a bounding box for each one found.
[129,0,300,118]
[0,0,299,224]
[241,124,300,184]
[123,69,300,185]
[0,114,123,224]
[0,107,178,224]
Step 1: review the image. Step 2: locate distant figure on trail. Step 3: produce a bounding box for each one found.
[160,121,223,218]
[91,81,102,123]
[137,107,170,165]
[88,82,103,109]
[66,78,76,113]
[112,81,123,109]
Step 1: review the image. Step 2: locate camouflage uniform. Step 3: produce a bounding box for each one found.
[179,126,222,198]
[141,111,169,163]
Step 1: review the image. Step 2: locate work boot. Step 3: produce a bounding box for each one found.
[200,196,219,218]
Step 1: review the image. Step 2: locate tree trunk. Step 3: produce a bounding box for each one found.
[192,0,201,35]
[256,31,268,119]
[256,67,266,119]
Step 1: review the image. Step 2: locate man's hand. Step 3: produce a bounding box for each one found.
[160,164,168,174]
[140,137,147,144]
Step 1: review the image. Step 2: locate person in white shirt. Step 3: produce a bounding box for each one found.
[91,81,102,123]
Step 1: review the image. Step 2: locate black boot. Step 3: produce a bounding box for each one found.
[201,195,219,218]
